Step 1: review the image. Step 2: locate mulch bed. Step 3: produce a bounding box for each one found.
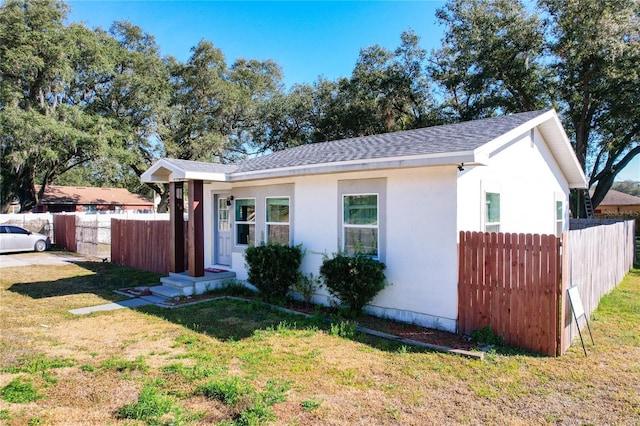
[280,299,478,351]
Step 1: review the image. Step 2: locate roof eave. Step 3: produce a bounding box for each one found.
[229,151,486,182]
[474,109,587,189]
[537,112,588,189]
[141,159,231,183]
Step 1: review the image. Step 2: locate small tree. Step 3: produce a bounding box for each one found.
[244,242,303,301]
[319,253,387,316]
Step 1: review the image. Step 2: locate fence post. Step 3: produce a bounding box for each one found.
[559,231,569,355]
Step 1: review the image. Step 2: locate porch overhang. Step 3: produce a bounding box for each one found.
[141,158,235,184]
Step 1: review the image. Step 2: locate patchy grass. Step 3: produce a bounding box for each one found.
[0,258,639,425]
[0,378,44,403]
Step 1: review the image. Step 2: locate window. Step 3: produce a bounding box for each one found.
[266,197,290,245]
[235,198,255,246]
[485,192,501,233]
[343,194,378,257]
[556,200,563,236]
[218,197,230,232]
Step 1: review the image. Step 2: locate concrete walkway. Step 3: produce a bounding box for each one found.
[69,298,152,315]
[0,251,96,268]
[69,295,167,315]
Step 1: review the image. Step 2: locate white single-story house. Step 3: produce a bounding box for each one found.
[142,108,587,332]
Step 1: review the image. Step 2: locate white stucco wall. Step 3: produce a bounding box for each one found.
[204,167,460,332]
[199,128,571,332]
[457,128,570,236]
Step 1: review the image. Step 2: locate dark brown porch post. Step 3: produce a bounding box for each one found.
[188,179,205,277]
[169,181,185,273]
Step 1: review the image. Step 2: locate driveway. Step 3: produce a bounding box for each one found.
[0,251,94,268]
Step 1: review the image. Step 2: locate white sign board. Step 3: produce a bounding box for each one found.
[567,286,585,319]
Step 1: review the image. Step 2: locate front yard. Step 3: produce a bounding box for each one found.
[0,258,638,425]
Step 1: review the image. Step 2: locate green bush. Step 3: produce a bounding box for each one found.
[471,326,503,346]
[244,242,303,301]
[319,253,387,316]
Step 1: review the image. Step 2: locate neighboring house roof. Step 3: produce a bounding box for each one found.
[592,189,640,206]
[38,186,153,206]
[142,109,587,188]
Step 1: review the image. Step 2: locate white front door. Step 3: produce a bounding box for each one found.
[215,195,232,266]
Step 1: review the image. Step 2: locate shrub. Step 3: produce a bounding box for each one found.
[471,326,503,346]
[319,253,387,316]
[292,272,321,305]
[244,242,303,301]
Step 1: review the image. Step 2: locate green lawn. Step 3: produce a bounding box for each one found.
[0,260,638,425]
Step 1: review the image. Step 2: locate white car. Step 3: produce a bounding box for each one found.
[0,225,50,253]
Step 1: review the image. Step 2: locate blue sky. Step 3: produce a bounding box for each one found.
[66,1,446,87]
[65,1,638,181]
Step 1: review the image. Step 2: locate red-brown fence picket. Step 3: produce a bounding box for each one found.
[458,231,561,356]
[52,214,77,252]
[110,219,188,275]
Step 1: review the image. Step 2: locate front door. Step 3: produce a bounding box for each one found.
[215,195,232,266]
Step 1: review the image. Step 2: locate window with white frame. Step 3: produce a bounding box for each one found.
[266,197,290,245]
[235,198,255,246]
[343,194,378,257]
[556,200,563,237]
[485,192,501,233]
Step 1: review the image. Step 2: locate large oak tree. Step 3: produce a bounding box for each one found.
[431,0,640,211]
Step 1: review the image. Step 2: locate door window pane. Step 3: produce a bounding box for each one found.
[218,198,230,231]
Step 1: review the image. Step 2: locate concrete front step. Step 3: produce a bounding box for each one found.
[149,285,183,299]
[168,270,236,281]
[152,270,237,299]
[161,276,195,289]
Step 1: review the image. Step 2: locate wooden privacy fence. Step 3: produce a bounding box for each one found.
[110,219,188,275]
[458,231,561,356]
[560,219,636,352]
[459,220,635,356]
[53,214,77,252]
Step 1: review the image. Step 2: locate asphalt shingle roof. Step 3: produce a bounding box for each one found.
[234,110,549,173]
[592,189,640,206]
[39,186,153,206]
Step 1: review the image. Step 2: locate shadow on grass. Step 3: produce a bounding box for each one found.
[6,261,429,354]
[7,261,162,302]
[138,297,430,354]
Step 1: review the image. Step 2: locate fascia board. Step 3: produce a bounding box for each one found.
[569,181,589,189]
[474,109,556,159]
[228,151,485,182]
[473,109,588,189]
[141,159,232,183]
[183,171,230,182]
[538,113,587,188]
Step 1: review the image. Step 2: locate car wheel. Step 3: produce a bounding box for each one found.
[34,240,47,252]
